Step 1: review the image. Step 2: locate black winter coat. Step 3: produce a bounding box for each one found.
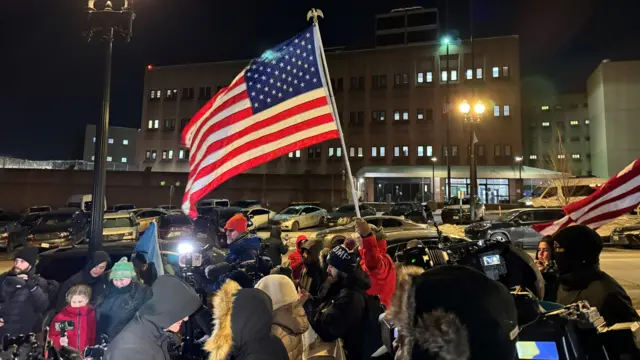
[261,227,288,267]
[96,281,151,342]
[556,267,640,359]
[0,268,50,337]
[56,251,111,311]
[304,269,375,360]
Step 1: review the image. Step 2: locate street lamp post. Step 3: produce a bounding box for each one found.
[431,157,437,201]
[441,36,452,201]
[85,0,135,255]
[460,100,485,221]
[515,156,523,179]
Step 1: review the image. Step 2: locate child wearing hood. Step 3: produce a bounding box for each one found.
[255,275,310,360]
[288,235,308,281]
[49,284,96,352]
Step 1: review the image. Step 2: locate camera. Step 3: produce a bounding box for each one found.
[54,321,75,333]
[178,242,203,268]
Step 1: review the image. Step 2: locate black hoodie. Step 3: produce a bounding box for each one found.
[56,250,111,311]
[262,226,287,267]
[104,275,202,360]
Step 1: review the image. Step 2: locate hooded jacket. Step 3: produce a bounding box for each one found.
[56,251,111,311]
[288,237,306,280]
[0,267,50,337]
[104,275,201,360]
[205,280,288,360]
[96,280,152,342]
[358,233,396,308]
[226,233,262,264]
[262,227,288,267]
[298,240,327,297]
[304,268,374,360]
[49,305,96,352]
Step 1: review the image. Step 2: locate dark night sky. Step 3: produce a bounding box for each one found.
[1,0,639,160]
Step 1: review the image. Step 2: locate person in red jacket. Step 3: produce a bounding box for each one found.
[49,284,96,352]
[354,218,396,308]
[288,235,308,280]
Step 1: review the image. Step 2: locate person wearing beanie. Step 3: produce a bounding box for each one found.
[0,247,52,337]
[387,265,519,360]
[354,218,396,308]
[96,257,151,343]
[553,225,640,359]
[288,235,308,281]
[302,244,381,360]
[56,250,111,311]
[205,280,289,360]
[224,213,262,264]
[262,226,288,267]
[256,275,310,360]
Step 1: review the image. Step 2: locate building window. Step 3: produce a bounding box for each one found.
[450,70,458,81]
[394,74,400,86]
[372,110,386,121]
[477,145,484,157]
[441,70,448,82]
[372,75,386,88]
[542,122,550,127]
[394,147,400,157]
[402,111,409,121]
[328,147,334,158]
[350,76,365,90]
[492,67,500,78]
[162,150,168,160]
[371,147,377,157]
[182,87,194,99]
[493,105,500,117]
[417,146,424,157]
[121,157,127,163]
[180,119,188,131]
[336,147,342,157]
[555,105,563,111]
[179,149,185,160]
[151,150,157,160]
[466,69,473,80]
[357,147,363,157]
[166,150,173,160]
[451,145,458,156]
[288,150,301,158]
[503,105,510,116]
[416,72,424,84]
[145,151,151,160]
[154,120,159,129]
[557,154,566,159]
[164,119,176,130]
[402,146,409,157]
[147,120,153,129]
[426,72,433,83]
[417,110,424,121]
[442,146,448,158]
[393,111,400,121]
[502,66,510,77]
[494,145,501,156]
[476,68,483,79]
[402,73,409,84]
[122,139,129,145]
[570,120,579,126]
[426,145,433,157]
[504,145,512,156]
[105,156,112,162]
[91,156,95,161]
[529,155,538,160]
[92,137,96,143]
[149,89,157,99]
[380,146,386,157]
[585,119,590,125]
[541,105,550,111]
[165,89,178,100]
[572,154,581,159]
[108,138,114,144]
[349,147,355,157]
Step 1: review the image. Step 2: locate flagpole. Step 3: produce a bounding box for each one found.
[309,9,361,218]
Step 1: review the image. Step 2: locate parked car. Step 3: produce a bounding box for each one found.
[158,213,195,241]
[196,198,230,208]
[326,204,377,227]
[610,220,640,248]
[243,207,277,230]
[464,208,565,248]
[131,208,169,234]
[270,205,327,232]
[0,212,26,251]
[102,212,139,242]
[441,196,486,224]
[385,202,427,223]
[106,204,136,213]
[158,205,180,211]
[26,205,52,215]
[26,209,88,250]
[231,200,262,210]
[315,215,433,249]
[195,206,254,248]
[518,177,607,208]
[66,194,107,212]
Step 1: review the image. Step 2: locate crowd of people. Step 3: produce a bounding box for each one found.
[0,211,638,359]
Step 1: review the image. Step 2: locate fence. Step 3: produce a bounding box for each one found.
[0,157,139,171]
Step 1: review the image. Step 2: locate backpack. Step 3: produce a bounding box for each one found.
[358,291,385,359]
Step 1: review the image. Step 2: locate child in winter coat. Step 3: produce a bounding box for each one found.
[49,284,97,352]
[288,235,308,281]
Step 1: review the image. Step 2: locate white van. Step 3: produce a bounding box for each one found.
[66,194,107,212]
[519,177,607,208]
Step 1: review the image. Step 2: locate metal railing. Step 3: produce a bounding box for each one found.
[0,157,139,171]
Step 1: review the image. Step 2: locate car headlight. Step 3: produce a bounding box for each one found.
[58,232,70,237]
[124,231,135,238]
[0,232,8,239]
[525,201,533,206]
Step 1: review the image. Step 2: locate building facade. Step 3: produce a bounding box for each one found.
[587,59,640,178]
[522,93,592,176]
[84,125,139,169]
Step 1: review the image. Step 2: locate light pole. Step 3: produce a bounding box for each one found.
[460,100,485,221]
[431,157,437,201]
[515,156,523,179]
[441,36,452,201]
[85,0,135,255]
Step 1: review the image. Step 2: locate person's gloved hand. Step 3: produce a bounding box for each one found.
[354,218,372,237]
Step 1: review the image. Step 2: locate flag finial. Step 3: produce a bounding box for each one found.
[307,8,324,24]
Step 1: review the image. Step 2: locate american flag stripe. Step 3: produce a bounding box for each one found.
[533,157,640,236]
[181,26,340,217]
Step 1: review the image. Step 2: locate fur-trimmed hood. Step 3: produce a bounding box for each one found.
[205,280,288,360]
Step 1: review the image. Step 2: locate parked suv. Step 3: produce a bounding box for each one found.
[26,209,88,250]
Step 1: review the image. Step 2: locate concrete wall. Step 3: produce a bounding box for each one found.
[0,169,346,213]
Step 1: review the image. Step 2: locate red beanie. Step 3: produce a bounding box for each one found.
[224,213,248,233]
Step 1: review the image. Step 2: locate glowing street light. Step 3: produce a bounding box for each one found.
[459,100,471,114]
[474,102,485,115]
[514,156,524,179]
[441,36,451,45]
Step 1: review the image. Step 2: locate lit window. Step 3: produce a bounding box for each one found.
[91,156,95,161]
[350,147,355,157]
[466,69,473,80]
[557,154,566,159]
[570,120,579,126]
[417,111,424,120]
[542,122,550,127]
[108,138,114,144]
[529,155,538,160]
[450,70,458,81]
[541,105,550,111]
[380,147,386,157]
[162,151,167,160]
[492,67,500,78]
[494,105,500,117]
[154,120,159,129]
[379,111,386,121]
[585,120,590,125]
[476,68,483,79]
[371,147,377,157]
[394,147,400,157]
[295,150,301,158]
[357,147,363,157]
[106,156,112,162]
[92,137,96,143]
[418,146,424,157]
[503,105,510,116]
[441,71,448,82]
[572,154,581,159]
[122,139,129,145]
[402,111,409,121]
[394,111,400,121]
[426,146,433,157]
[452,145,458,156]
[179,149,185,159]
[402,146,409,157]
[417,72,424,84]
[502,66,509,77]
[168,150,174,160]
[426,72,433,83]
[148,120,153,129]
[121,157,127,163]
[151,151,157,160]
[336,147,342,157]
[288,152,294,158]
[329,148,334,157]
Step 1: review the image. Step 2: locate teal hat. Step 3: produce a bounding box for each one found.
[110,257,135,280]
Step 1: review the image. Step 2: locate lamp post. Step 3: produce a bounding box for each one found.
[460,100,485,221]
[85,0,135,255]
[441,36,452,202]
[514,156,523,179]
[431,157,437,201]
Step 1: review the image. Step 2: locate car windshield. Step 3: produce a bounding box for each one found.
[280,207,300,215]
[104,217,133,228]
[447,197,470,205]
[499,210,520,222]
[165,215,192,226]
[531,187,547,197]
[30,207,50,213]
[337,205,355,212]
[39,213,73,226]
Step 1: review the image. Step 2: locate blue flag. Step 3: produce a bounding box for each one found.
[133,222,165,276]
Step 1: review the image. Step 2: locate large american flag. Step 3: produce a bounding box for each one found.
[181,26,339,217]
[532,157,640,236]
